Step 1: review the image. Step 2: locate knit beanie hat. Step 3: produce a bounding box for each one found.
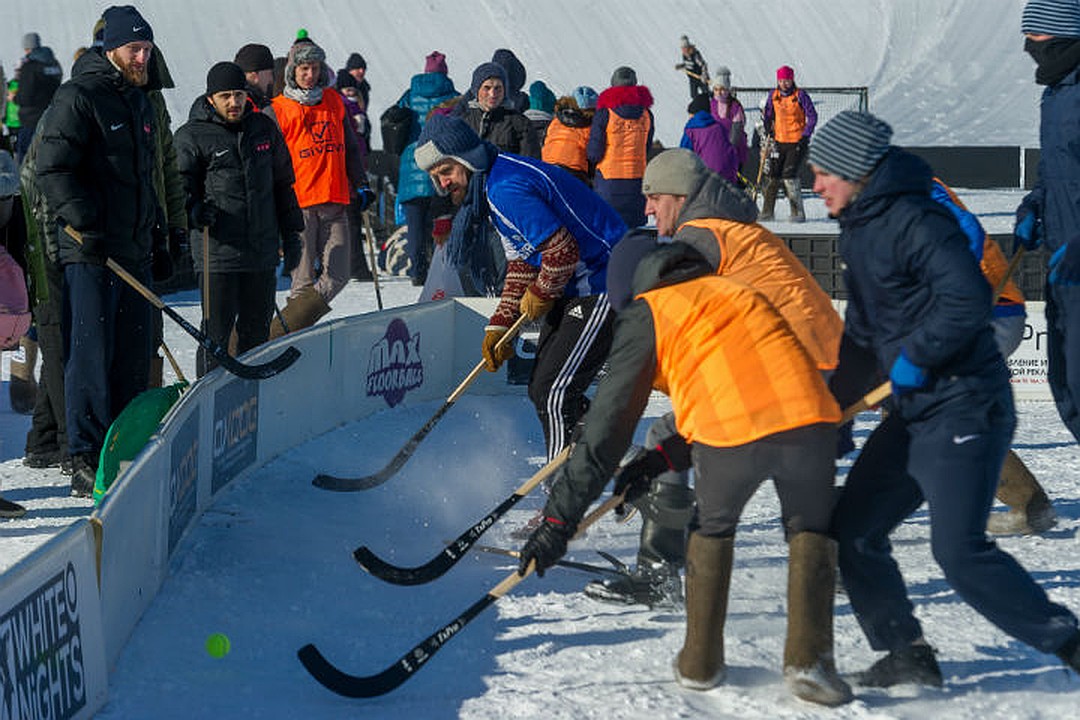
[1022,0,1080,37]
[712,66,732,89]
[335,68,358,90]
[607,229,659,312]
[776,65,795,81]
[414,114,493,172]
[101,6,154,51]
[808,111,893,181]
[529,80,556,113]
[679,35,691,48]
[687,94,710,115]
[425,51,448,74]
[611,66,637,87]
[470,61,508,95]
[234,43,274,73]
[572,86,598,110]
[642,148,709,196]
[22,33,41,51]
[206,61,246,94]
[346,52,367,70]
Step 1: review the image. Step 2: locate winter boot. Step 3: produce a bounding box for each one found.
[70,453,98,499]
[784,178,806,222]
[0,496,27,519]
[9,335,38,415]
[986,450,1056,535]
[585,479,691,607]
[674,532,734,690]
[759,179,780,221]
[783,532,853,706]
[853,642,943,688]
[269,286,331,339]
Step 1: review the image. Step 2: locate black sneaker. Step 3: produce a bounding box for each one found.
[23,448,63,469]
[584,562,683,608]
[70,454,97,499]
[852,644,943,688]
[0,496,27,519]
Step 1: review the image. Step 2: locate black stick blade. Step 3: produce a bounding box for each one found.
[217,345,302,380]
[298,592,499,698]
[312,467,392,492]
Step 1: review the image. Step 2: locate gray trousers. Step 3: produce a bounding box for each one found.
[291,202,352,304]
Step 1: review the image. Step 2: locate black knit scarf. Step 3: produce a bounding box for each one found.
[1026,37,1080,86]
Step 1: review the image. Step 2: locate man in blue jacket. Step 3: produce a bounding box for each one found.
[811,110,1080,687]
[1016,2,1080,466]
[414,114,626,530]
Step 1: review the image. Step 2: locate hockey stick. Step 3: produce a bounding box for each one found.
[313,313,530,491]
[159,341,188,385]
[360,210,384,311]
[839,246,1027,424]
[353,446,571,585]
[64,226,301,380]
[297,489,627,698]
[470,543,630,579]
[751,133,773,204]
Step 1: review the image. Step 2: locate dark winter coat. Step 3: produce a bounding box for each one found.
[396,71,458,204]
[1021,65,1080,255]
[458,101,540,158]
[829,147,1008,421]
[16,47,62,130]
[35,49,158,270]
[175,96,303,273]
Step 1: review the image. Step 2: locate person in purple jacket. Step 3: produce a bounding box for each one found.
[679,94,739,184]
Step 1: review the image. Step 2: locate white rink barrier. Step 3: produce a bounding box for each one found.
[1,297,511,717]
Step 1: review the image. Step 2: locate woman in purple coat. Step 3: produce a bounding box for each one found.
[679,94,739,184]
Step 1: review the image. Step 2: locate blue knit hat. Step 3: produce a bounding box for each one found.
[1022,0,1080,37]
[529,80,556,113]
[414,114,493,173]
[470,61,508,96]
[572,85,598,110]
[808,111,893,182]
[101,6,154,51]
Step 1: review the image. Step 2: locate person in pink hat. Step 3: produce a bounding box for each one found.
[760,65,817,222]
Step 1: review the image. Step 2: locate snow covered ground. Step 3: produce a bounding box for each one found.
[3,1,1079,717]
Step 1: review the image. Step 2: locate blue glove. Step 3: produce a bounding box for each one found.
[889,349,928,396]
[1013,207,1042,252]
[356,186,376,212]
[1048,240,1080,286]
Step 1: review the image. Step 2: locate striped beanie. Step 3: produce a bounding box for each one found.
[808,111,893,182]
[1022,0,1080,37]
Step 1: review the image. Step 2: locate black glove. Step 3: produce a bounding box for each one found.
[518,517,573,577]
[281,232,302,277]
[189,201,218,230]
[613,435,692,504]
[151,225,173,282]
[836,421,855,459]
[355,186,376,212]
[168,227,189,265]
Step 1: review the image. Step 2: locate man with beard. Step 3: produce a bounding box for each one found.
[34,5,166,498]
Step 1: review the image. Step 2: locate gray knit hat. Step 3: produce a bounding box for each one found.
[642,149,709,196]
[611,66,637,87]
[808,111,893,181]
[22,33,41,51]
[414,114,494,173]
[1022,0,1080,37]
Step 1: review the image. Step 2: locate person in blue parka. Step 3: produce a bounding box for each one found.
[810,110,1080,689]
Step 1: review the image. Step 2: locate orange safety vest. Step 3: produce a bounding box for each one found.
[595,112,651,180]
[770,89,806,144]
[271,89,351,208]
[641,276,841,448]
[678,218,843,370]
[542,119,590,174]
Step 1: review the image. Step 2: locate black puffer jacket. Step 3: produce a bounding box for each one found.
[175,97,303,273]
[458,102,540,158]
[35,49,158,269]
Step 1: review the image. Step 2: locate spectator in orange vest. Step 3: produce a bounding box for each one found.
[541,86,597,186]
[761,65,816,222]
[266,38,372,335]
[588,66,654,228]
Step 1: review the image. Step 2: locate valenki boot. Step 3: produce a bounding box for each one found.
[269,286,331,339]
[986,450,1056,535]
[784,178,806,222]
[674,533,733,689]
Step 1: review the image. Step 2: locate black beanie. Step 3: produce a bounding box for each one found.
[346,52,366,70]
[206,61,247,95]
[101,5,154,51]
[687,94,710,115]
[234,43,274,73]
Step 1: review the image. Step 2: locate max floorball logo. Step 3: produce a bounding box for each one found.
[0,563,86,719]
[367,318,423,407]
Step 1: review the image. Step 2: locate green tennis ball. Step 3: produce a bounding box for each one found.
[205,632,231,658]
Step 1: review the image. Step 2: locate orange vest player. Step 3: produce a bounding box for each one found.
[515,234,853,707]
